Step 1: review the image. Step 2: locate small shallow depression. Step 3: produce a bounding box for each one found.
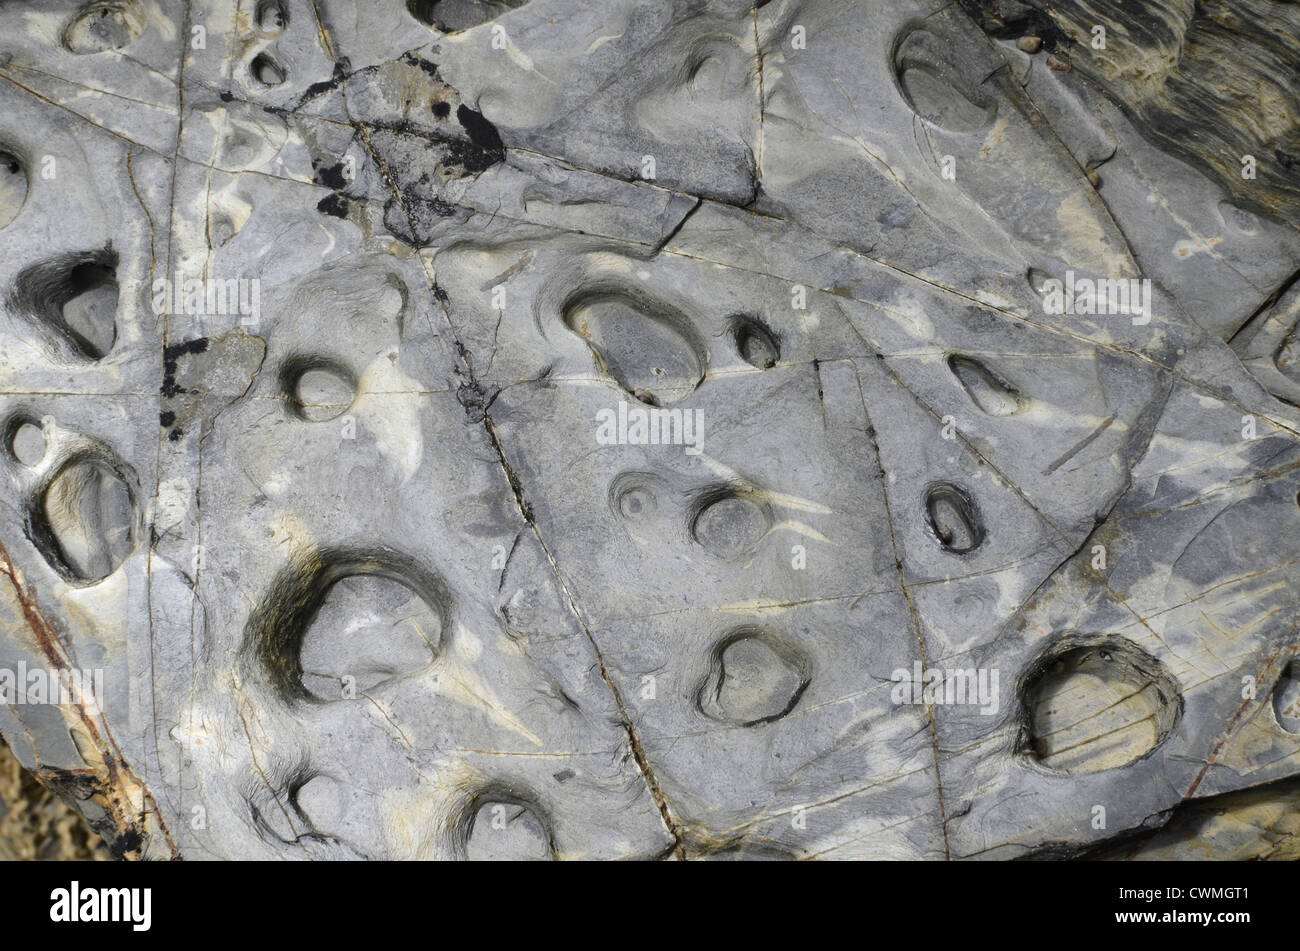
[61,1,147,54]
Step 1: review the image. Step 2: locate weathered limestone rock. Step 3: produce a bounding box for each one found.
[0,0,1297,860]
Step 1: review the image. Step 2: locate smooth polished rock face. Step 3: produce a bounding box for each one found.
[0,0,1298,861]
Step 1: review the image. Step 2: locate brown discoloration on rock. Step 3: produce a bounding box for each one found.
[0,539,177,860]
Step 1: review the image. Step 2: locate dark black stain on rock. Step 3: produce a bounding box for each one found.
[456,380,499,424]
[316,192,350,219]
[384,195,458,248]
[312,160,350,190]
[401,50,442,81]
[108,828,143,860]
[957,0,1300,221]
[456,103,504,152]
[162,337,210,399]
[954,0,1067,49]
[298,57,354,104]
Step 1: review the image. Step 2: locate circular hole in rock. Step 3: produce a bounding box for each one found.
[948,354,1022,416]
[563,289,704,405]
[10,251,119,361]
[924,483,984,554]
[255,0,287,33]
[464,797,553,860]
[1021,641,1181,774]
[61,260,119,359]
[699,630,810,726]
[691,489,770,558]
[733,315,779,369]
[285,360,356,422]
[407,0,528,32]
[406,0,446,27]
[61,2,145,54]
[8,420,45,467]
[298,572,441,700]
[250,52,287,87]
[1273,660,1300,734]
[893,27,996,133]
[246,549,451,703]
[249,770,359,851]
[0,151,28,230]
[1027,267,1056,297]
[37,457,136,583]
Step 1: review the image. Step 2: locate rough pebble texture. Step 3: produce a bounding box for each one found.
[0,0,1297,860]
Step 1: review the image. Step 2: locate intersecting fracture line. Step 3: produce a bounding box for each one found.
[304,0,690,858]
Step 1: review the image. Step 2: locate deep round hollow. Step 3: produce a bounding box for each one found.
[61,1,145,54]
[892,26,996,133]
[733,315,779,369]
[1273,660,1300,734]
[923,482,984,554]
[406,0,444,26]
[609,473,660,523]
[30,455,137,584]
[243,547,452,703]
[562,286,706,406]
[406,0,528,32]
[61,260,119,358]
[947,354,1022,416]
[297,572,442,700]
[1020,641,1182,774]
[255,0,288,33]
[7,418,45,467]
[456,785,555,861]
[1027,267,1055,296]
[696,628,811,726]
[282,358,356,422]
[11,250,120,361]
[250,52,287,87]
[293,774,344,833]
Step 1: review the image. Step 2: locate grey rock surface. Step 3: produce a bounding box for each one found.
[0,0,1297,860]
